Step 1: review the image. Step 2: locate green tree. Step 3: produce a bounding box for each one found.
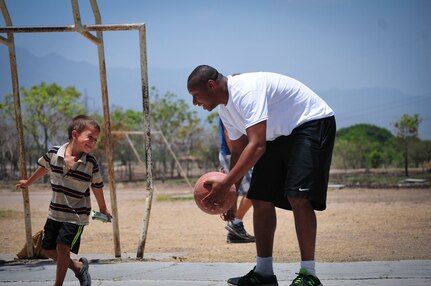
[394,114,422,176]
[205,112,219,125]
[177,110,203,176]
[380,138,400,168]
[336,124,394,170]
[409,140,431,170]
[110,108,145,181]
[369,150,383,168]
[2,83,84,177]
[0,114,18,178]
[332,139,360,170]
[4,83,84,153]
[150,88,201,180]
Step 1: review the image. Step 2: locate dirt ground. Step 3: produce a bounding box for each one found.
[0,181,430,263]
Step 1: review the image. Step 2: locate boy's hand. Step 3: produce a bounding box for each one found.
[15,167,47,190]
[16,180,29,190]
[100,209,113,222]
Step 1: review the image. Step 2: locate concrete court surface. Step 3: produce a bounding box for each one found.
[0,258,430,286]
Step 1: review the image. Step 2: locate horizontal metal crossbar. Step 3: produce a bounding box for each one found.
[0,23,145,33]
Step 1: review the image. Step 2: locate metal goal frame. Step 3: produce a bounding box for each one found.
[0,0,155,259]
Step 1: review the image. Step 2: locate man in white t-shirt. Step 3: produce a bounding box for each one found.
[187,65,335,286]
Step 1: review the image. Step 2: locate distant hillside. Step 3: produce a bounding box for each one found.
[1,46,430,139]
[337,124,394,143]
[320,88,430,137]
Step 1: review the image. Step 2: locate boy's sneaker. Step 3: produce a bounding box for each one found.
[225,221,254,240]
[228,267,278,286]
[227,232,255,243]
[76,257,91,286]
[290,268,322,286]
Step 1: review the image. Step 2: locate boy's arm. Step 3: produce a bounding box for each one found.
[16,166,48,189]
[91,187,112,219]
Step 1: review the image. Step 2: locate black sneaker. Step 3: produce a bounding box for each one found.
[290,269,322,286]
[227,232,255,243]
[76,257,91,286]
[228,267,278,286]
[225,221,254,240]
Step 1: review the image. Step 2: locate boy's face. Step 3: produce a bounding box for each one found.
[72,127,100,153]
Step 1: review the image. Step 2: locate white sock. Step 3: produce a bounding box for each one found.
[255,256,274,276]
[232,218,242,225]
[300,260,316,276]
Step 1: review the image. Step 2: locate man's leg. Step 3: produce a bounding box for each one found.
[227,199,279,285]
[288,196,316,261]
[287,196,323,285]
[252,199,276,258]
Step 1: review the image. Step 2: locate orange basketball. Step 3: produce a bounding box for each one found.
[194,171,237,215]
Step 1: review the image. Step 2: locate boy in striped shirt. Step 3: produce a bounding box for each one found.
[16,115,112,286]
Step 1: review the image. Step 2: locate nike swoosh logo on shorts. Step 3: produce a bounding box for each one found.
[298,188,310,192]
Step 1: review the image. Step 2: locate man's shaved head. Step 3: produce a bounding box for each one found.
[187,65,220,87]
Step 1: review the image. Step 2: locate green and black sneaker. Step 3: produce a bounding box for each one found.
[290,268,322,286]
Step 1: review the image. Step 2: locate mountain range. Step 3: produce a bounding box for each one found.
[1,47,430,140]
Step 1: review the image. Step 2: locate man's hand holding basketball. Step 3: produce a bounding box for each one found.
[202,176,230,207]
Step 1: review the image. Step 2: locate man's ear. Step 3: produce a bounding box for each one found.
[207,79,216,90]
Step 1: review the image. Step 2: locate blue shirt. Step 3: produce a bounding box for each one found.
[219,118,231,156]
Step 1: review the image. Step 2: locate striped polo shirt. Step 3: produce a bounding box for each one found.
[37,143,104,225]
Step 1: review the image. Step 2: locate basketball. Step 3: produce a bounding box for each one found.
[194,171,237,215]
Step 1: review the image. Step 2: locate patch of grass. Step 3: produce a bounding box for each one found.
[11,187,21,192]
[345,176,405,183]
[156,195,193,202]
[0,181,20,192]
[0,209,19,218]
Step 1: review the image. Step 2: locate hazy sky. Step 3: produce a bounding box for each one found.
[2,0,430,91]
[1,0,430,136]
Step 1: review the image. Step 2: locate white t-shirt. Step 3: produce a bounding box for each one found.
[219,72,334,141]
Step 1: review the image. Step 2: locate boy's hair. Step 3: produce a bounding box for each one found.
[68,115,101,140]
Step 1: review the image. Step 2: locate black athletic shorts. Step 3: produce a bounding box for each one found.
[42,218,85,254]
[247,116,336,211]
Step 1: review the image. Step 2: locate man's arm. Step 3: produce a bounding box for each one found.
[203,121,266,206]
[226,120,267,188]
[223,125,245,189]
[228,134,248,190]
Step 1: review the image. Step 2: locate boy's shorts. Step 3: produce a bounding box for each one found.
[248,116,336,211]
[219,152,252,196]
[42,218,85,254]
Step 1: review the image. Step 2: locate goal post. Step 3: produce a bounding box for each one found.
[0,0,154,259]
